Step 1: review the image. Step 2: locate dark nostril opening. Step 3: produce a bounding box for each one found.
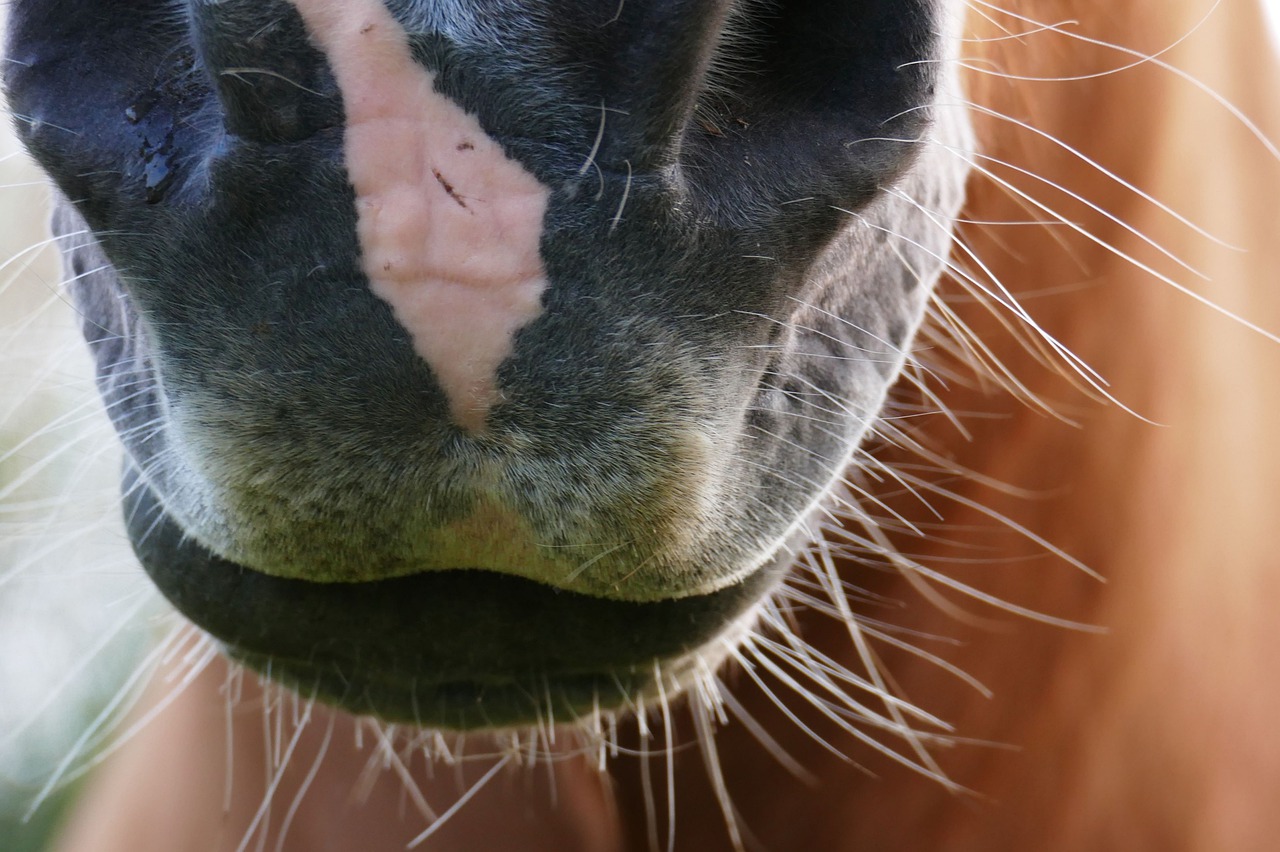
[188,0,343,144]
[682,0,940,213]
[743,0,938,113]
[592,0,738,172]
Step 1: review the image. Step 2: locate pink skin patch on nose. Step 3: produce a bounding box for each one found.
[288,0,551,432]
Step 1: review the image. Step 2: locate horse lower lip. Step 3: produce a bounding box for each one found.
[224,651,657,729]
[122,474,787,728]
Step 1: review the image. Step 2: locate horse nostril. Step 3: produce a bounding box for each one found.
[188,0,342,144]
[592,0,737,172]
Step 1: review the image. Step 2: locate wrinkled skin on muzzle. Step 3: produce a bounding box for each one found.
[4,0,970,727]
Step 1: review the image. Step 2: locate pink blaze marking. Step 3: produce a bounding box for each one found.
[289,0,550,432]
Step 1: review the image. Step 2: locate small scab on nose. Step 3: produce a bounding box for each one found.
[432,169,469,209]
